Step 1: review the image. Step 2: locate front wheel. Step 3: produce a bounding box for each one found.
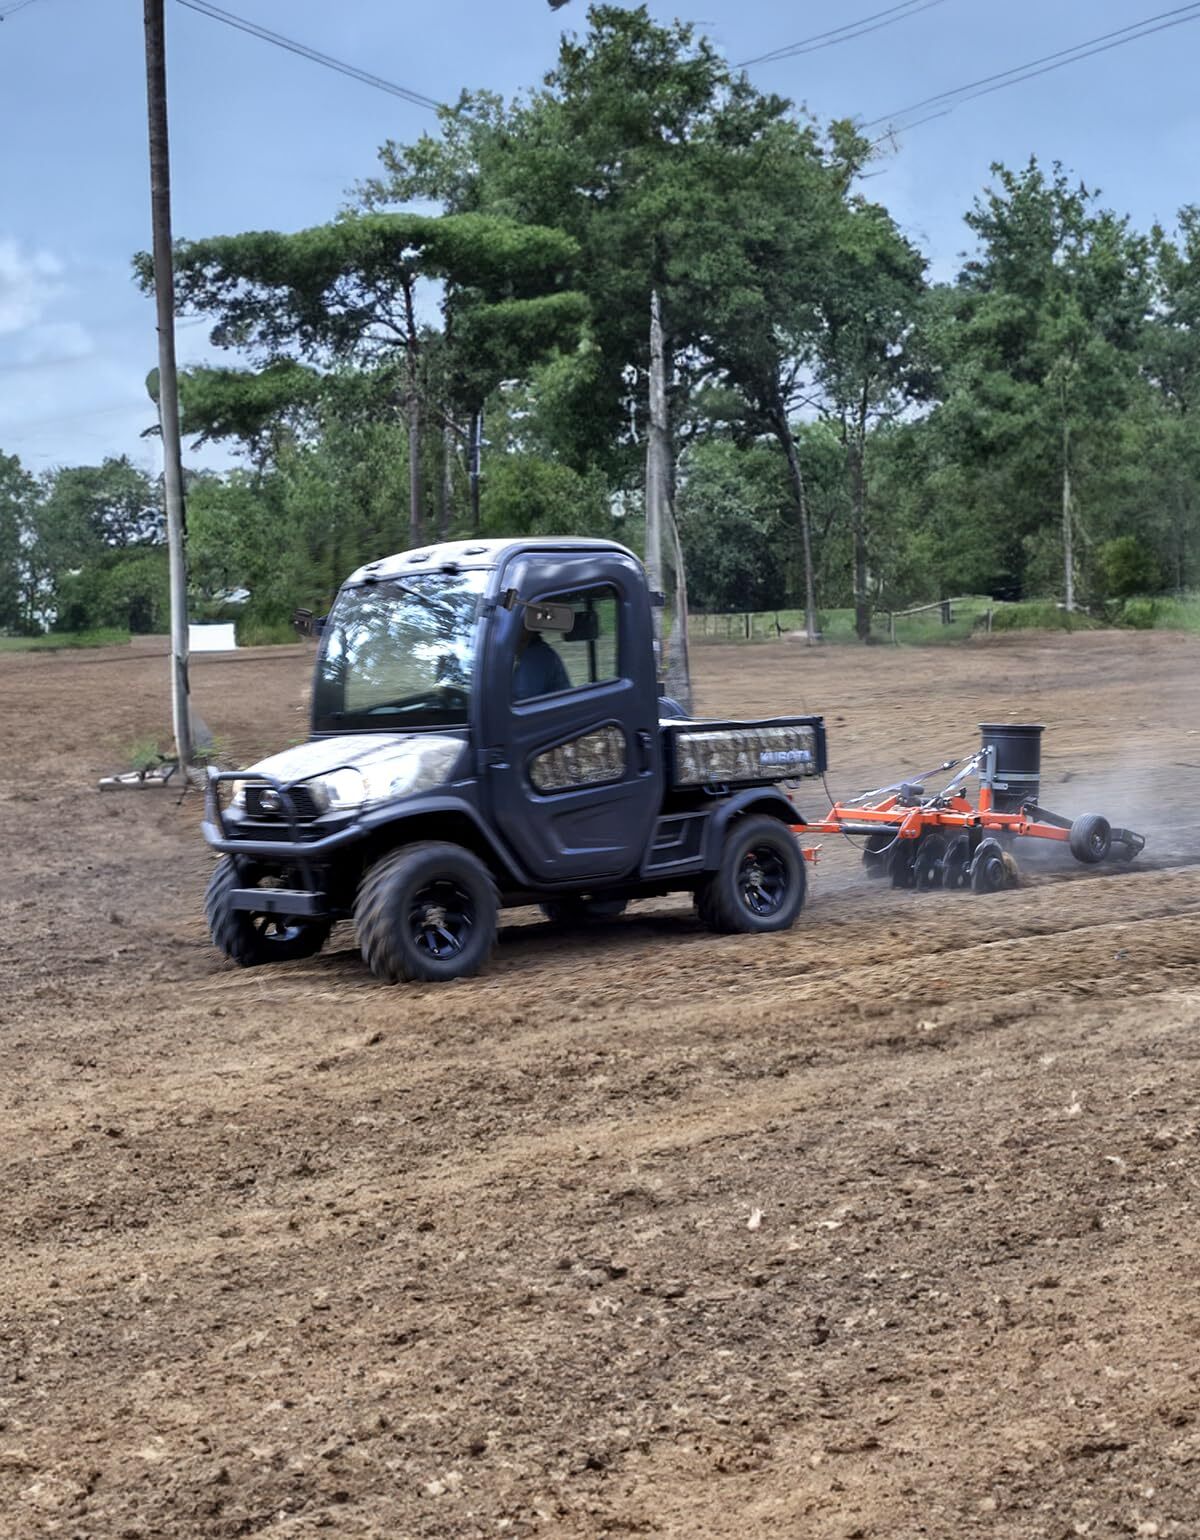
[205,857,332,968]
[356,842,498,983]
[695,815,806,935]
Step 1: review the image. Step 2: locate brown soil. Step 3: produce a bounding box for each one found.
[2,630,1200,1539]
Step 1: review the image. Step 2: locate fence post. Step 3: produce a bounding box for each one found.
[889,612,896,644]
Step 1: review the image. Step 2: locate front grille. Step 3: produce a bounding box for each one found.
[244,783,321,820]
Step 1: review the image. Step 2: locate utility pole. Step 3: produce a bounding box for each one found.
[144,0,194,771]
[645,287,692,712]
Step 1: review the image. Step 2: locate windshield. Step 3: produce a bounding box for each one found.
[312,571,489,732]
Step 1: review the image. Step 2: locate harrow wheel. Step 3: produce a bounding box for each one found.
[913,834,948,890]
[942,834,972,890]
[1069,813,1112,864]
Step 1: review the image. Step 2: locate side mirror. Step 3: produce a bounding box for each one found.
[523,600,575,634]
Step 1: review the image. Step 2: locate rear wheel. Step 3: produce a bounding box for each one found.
[695,815,806,935]
[356,842,498,983]
[205,856,332,968]
[1069,813,1112,864]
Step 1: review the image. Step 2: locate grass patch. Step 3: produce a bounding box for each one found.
[0,627,132,652]
[989,600,1100,632]
[236,618,301,647]
[126,735,166,774]
[1117,594,1200,632]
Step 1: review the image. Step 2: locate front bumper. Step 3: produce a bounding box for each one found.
[203,767,358,860]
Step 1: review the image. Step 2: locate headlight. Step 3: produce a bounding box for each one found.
[300,739,463,815]
[230,778,249,809]
[306,767,367,812]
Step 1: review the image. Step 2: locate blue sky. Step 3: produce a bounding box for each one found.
[1,0,1197,476]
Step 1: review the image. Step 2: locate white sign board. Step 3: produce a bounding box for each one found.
[188,622,237,652]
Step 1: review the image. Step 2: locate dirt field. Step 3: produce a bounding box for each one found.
[3,629,1200,1540]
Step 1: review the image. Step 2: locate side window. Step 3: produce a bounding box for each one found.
[512,584,621,701]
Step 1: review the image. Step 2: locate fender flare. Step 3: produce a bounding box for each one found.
[701,788,801,869]
[361,793,528,888]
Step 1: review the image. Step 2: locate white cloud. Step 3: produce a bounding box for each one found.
[0,238,63,335]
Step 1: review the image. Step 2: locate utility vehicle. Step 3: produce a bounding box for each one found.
[204,538,826,982]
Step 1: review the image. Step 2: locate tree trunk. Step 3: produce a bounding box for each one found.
[469,408,483,536]
[769,402,819,644]
[849,423,869,642]
[438,424,452,541]
[1062,418,1074,613]
[408,394,423,548]
[644,289,667,603]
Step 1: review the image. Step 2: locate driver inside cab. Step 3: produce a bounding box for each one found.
[513,626,570,700]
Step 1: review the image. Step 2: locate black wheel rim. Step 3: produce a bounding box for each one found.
[738,845,789,917]
[409,879,475,960]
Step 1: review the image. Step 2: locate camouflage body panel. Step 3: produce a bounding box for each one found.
[530,724,628,793]
[669,722,821,787]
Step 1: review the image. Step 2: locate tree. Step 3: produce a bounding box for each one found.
[39,455,162,552]
[0,452,38,633]
[809,197,930,639]
[140,213,586,544]
[943,160,1150,608]
[675,439,792,612]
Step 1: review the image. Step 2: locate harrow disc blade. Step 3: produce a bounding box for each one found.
[942,834,972,890]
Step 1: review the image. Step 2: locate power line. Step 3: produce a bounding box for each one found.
[175,0,443,112]
[0,0,44,20]
[738,0,948,69]
[866,2,1200,132]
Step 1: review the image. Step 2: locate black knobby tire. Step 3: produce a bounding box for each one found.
[205,856,332,968]
[356,842,498,984]
[970,837,1009,894]
[695,815,806,935]
[540,896,628,928]
[1069,813,1112,865]
[941,833,972,890]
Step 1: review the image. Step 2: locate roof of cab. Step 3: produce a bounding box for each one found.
[343,536,639,586]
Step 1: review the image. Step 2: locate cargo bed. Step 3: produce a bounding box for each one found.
[662,716,827,790]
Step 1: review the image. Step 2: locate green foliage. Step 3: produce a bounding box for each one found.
[989,600,1099,632]
[1098,535,1163,599]
[0,451,39,633]
[126,735,165,773]
[676,440,792,611]
[53,548,169,634]
[40,455,162,552]
[478,454,613,539]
